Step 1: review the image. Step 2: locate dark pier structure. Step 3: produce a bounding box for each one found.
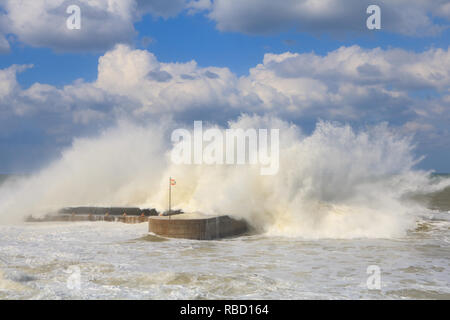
[27,207,250,240]
[26,207,159,224]
[148,214,249,240]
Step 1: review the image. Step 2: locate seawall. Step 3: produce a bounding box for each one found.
[26,214,149,224]
[148,215,249,240]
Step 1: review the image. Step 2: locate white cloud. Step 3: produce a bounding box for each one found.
[186,0,212,15]
[136,0,186,19]
[0,0,448,53]
[0,0,136,51]
[207,0,449,36]
[402,121,434,133]
[2,44,449,121]
[0,34,10,53]
[0,44,449,171]
[435,2,450,20]
[0,0,188,52]
[0,44,449,156]
[0,64,32,108]
[0,65,19,99]
[95,44,242,115]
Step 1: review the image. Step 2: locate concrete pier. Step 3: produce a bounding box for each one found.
[148,213,248,240]
[26,208,250,240]
[26,214,149,224]
[58,207,158,216]
[26,207,159,224]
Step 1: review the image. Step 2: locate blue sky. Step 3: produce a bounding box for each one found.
[0,0,449,173]
[4,13,449,87]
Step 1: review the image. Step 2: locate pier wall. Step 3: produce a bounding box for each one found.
[58,207,158,216]
[26,214,149,224]
[148,215,248,240]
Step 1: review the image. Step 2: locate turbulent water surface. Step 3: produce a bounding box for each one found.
[0,119,449,299]
[0,182,449,300]
[0,212,449,300]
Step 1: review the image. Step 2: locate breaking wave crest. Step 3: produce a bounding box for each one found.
[0,115,449,239]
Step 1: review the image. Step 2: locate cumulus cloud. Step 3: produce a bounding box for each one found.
[0,44,449,170]
[186,0,212,15]
[244,46,450,119]
[0,0,133,51]
[94,45,242,118]
[0,64,33,111]
[207,0,449,36]
[0,0,448,53]
[0,0,188,52]
[136,0,186,19]
[2,44,449,122]
[0,8,11,53]
[0,34,9,53]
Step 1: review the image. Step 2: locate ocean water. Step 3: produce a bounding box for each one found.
[0,119,449,299]
[0,186,448,299]
[0,214,448,299]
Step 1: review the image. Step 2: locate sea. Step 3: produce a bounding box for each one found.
[0,173,449,300]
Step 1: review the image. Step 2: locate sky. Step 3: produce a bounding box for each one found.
[0,0,449,173]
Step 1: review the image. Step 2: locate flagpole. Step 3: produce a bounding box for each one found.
[169,176,172,220]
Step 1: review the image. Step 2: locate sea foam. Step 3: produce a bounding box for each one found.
[0,115,449,238]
